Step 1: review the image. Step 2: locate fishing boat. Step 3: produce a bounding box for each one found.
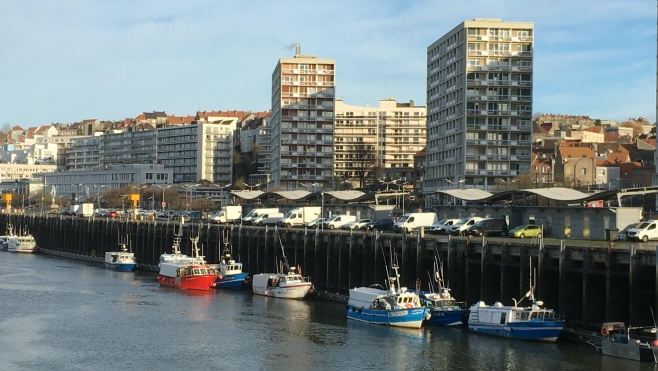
[104,234,137,271]
[0,224,16,250]
[417,252,469,326]
[593,322,658,363]
[252,233,312,299]
[468,257,564,341]
[6,225,37,254]
[156,227,217,291]
[158,218,194,267]
[346,250,431,329]
[214,229,250,289]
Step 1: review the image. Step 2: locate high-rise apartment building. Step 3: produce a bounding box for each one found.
[334,97,426,188]
[425,18,533,193]
[269,45,336,191]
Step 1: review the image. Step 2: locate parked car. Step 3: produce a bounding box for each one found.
[341,219,373,230]
[429,219,460,235]
[626,221,658,242]
[304,218,326,228]
[467,218,508,237]
[508,224,543,239]
[362,219,395,231]
[618,223,640,241]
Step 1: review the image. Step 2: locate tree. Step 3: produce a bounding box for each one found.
[346,141,379,189]
[620,120,644,137]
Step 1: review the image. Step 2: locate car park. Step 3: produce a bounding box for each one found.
[508,224,543,238]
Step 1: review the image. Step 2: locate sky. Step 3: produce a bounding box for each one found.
[0,0,656,128]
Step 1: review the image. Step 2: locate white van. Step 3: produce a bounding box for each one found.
[626,220,658,242]
[450,216,485,236]
[253,212,284,226]
[393,212,438,233]
[323,214,357,229]
[429,219,461,235]
[241,208,279,225]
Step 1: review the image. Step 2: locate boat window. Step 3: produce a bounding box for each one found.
[193,268,200,275]
[500,313,506,324]
[530,312,538,319]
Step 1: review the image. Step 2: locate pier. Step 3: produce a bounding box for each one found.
[6,214,658,329]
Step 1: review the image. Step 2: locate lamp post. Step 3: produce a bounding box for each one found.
[93,185,106,210]
[608,178,620,190]
[243,183,261,191]
[180,183,199,211]
[119,195,127,215]
[300,182,320,192]
[379,178,400,191]
[154,185,173,212]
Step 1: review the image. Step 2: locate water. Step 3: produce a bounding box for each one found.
[0,252,656,371]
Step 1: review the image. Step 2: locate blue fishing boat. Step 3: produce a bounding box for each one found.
[215,229,250,289]
[468,257,564,341]
[346,251,431,329]
[417,252,469,326]
[104,235,137,271]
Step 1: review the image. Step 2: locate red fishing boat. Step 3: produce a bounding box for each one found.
[157,232,218,291]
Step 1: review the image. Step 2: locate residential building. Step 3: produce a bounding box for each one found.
[269,45,336,191]
[334,97,426,188]
[425,18,534,192]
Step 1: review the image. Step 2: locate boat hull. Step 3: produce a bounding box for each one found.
[602,339,657,362]
[215,272,250,289]
[157,274,217,291]
[346,304,430,329]
[427,308,469,326]
[105,262,137,272]
[252,283,312,299]
[468,321,565,341]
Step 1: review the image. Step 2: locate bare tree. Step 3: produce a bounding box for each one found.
[347,141,379,189]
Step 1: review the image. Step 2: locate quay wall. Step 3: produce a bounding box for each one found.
[7,214,657,329]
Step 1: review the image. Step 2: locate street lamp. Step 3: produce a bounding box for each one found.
[300,182,320,192]
[93,185,107,210]
[379,178,400,191]
[154,185,173,212]
[180,183,199,211]
[243,183,261,191]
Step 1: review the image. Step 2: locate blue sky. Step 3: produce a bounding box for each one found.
[0,0,655,127]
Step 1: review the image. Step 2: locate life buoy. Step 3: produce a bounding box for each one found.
[405,303,413,309]
[601,327,609,337]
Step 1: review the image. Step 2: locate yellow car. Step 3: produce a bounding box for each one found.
[508,224,543,238]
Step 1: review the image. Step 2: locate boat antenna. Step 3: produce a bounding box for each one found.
[651,307,658,330]
[274,226,290,274]
[380,242,391,290]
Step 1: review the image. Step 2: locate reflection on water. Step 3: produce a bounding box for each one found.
[1,251,653,371]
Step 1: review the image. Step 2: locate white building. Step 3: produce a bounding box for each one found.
[269,45,336,191]
[425,18,534,192]
[334,97,426,188]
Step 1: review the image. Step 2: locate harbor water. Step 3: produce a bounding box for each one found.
[0,252,656,371]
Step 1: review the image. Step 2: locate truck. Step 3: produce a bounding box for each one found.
[77,203,94,218]
[209,205,243,224]
[62,204,80,216]
[322,214,357,230]
[277,206,321,228]
[241,208,280,225]
[393,212,438,233]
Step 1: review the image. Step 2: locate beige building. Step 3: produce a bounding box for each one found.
[425,18,534,192]
[269,45,336,191]
[334,97,426,188]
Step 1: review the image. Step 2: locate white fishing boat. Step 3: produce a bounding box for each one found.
[252,233,312,299]
[6,225,37,254]
[104,235,137,271]
[346,249,431,329]
[468,257,564,341]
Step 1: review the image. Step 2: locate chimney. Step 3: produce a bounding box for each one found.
[295,44,301,56]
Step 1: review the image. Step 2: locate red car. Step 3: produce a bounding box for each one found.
[108,210,118,218]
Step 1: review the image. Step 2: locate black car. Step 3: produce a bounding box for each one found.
[467,218,508,237]
[362,219,395,231]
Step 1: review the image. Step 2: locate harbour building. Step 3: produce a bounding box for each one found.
[269,45,336,191]
[425,18,534,193]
